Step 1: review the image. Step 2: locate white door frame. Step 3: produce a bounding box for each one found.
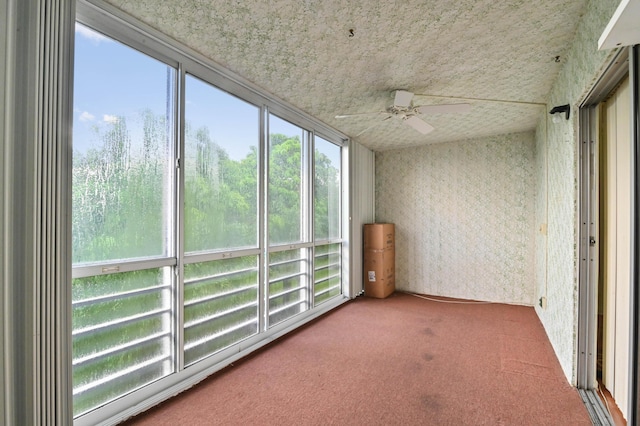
[630,44,640,426]
[577,45,640,425]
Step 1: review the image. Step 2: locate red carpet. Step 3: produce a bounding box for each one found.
[122,292,591,425]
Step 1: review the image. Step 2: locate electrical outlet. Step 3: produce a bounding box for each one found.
[539,296,547,309]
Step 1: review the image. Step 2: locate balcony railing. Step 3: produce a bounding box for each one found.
[314,243,342,305]
[71,246,341,416]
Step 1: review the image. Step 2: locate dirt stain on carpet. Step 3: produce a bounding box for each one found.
[422,353,434,361]
[420,394,441,412]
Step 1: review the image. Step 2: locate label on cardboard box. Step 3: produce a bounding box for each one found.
[363,248,395,298]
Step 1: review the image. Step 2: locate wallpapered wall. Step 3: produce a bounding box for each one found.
[375,132,535,305]
[535,0,620,384]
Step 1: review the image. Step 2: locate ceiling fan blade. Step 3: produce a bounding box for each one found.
[394,90,414,108]
[355,115,393,137]
[335,111,385,119]
[416,103,472,115]
[404,115,434,134]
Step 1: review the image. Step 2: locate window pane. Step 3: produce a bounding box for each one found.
[72,23,175,264]
[72,268,173,416]
[314,243,342,305]
[314,137,341,240]
[184,75,259,252]
[268,249,308,326]
[268,115,305,245]
[183,256,259,365]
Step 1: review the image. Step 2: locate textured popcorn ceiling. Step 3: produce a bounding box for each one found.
[106,0,587,151]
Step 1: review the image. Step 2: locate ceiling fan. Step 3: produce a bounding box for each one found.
[335,90,471,136]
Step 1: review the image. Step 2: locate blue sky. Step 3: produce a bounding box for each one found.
[73,23,340,166]
[73,24,170,153]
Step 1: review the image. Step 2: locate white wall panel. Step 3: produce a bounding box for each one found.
[534,109,550,333]
[349,141,375,297]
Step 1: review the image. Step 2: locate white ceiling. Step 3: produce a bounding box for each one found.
[106,0,589,151]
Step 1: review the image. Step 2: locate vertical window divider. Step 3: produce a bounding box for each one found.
[309,131,317,309]
[302,130,310,310]
[260,105,269,332]
[176,64,186,371]
[341,141,350,298]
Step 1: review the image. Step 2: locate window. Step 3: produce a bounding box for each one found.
[314,137,342,305]
[268,115,306,245]
[72,23,176,416]
[267,115,310,326]
[72,7,346,422]
[72,24,175,264]
[183,75,260,365]
[184,75,259,252]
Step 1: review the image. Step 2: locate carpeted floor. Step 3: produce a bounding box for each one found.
[122,292,592,425]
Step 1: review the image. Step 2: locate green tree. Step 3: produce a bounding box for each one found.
[183,124,258,251]
[268,134,302,244]
[72,110,169,264]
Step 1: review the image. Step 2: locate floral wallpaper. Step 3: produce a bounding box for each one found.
[535,0,620,383]
[376,132,535,305]
[534,110,548,333]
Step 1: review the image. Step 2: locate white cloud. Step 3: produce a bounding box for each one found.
[79,111,95,122]
[75,23,110,44]
[103,114,119,124]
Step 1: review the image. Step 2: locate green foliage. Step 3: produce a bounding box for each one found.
[268,134,303,244]
[314,148,341,240]
[183,124,259,252]
[72,111,168,264]
[73,110,340,261]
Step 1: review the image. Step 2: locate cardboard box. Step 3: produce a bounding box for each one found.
[364,223,395,250]
[363,248,395,298]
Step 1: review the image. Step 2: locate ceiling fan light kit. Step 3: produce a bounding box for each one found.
[394,90,415,108]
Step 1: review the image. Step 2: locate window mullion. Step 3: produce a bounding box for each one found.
[259,105,268,333]
[308,131,316,309]
[176,63,186,372]
[302,130,310,310]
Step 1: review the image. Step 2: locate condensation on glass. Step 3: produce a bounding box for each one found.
[183,74,259,253]
[71,23,176,417]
